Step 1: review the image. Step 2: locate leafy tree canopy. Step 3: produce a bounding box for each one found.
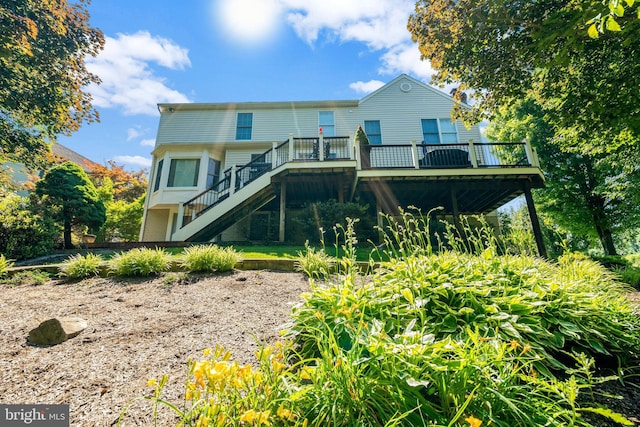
[89,160,148,203]
[35,162,106,249]
[408,0,640,156]
[486,98,640,255]
[0,0,104,172]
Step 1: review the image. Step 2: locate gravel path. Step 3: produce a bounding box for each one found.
[0,271,309,426]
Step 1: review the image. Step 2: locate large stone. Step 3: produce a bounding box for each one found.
[28,317,87,345]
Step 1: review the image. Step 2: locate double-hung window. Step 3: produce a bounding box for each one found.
[167,158,200,187]
[318,111,335,137]
[236,113,253,140]
[153,159,164,191]
[421,119,458,144]
[364,120,382,145]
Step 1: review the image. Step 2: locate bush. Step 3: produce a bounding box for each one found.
[0,254,14,276]
[60,253,104,279]
[0,270,50,287]
[109,248,171,277]
[138,215,640,426]
[0,193,58,260]
[181,244,239,273]
[295,242,335,280]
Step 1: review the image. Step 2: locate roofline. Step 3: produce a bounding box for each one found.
[359,74,468,108]
[158,99,359,113]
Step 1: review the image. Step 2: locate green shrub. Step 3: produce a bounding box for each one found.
[617,266,640,289]
[0,193,59,260]
[180,244,239,273]
[60,253,104,279]
[295,242,335,280]
[0,270,50,286]
[0,254,14,276]
[109,248,171,276]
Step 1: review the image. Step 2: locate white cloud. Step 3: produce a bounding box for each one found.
[140,139,156,147]
[282,0,414,49]
[127,127,143,141]
[277,1,439,93]
[87,31,191,116]
[111,155,152,168]
[378,43,436,80]
[349,80,385,94]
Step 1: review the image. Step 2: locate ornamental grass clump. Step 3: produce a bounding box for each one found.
[60,253,104,279]
[295,241,335,280]
[181,244,239,273]
[109,248,171,277]
[0,254,13,276]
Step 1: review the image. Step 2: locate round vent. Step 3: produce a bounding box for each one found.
[400,82,412,92]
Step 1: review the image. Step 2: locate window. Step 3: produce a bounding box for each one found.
[421,119,458,144]
[206,158,220,188]
[167,158,200,187]
[236,113,253,140]
[153,159,163,191]
[318,111,335,137]
[364,120,382,145]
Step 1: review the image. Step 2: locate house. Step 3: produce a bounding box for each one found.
[140,75,546,255]
[4,142,99,196]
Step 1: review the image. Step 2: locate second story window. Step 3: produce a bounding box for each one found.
[364,120,382,145]
[421,119,459,144]
[167,158,200,187]
[318,111,335,137]
[236,113,253,140]
[153,159,163,192]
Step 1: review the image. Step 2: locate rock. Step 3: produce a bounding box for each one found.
[28,317,88,345]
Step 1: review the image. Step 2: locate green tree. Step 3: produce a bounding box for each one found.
[35,162,106,249]
[408,0,640,157]
[487,99,640,255]
[0,1,104,175]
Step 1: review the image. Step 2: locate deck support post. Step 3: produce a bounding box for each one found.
[279,183,287,242]
[450,186,468,249]
[523,183,548,258]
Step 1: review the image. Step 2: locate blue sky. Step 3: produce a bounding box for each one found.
[58,0,439,170]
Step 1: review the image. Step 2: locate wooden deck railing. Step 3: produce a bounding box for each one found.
[180,138,537,228]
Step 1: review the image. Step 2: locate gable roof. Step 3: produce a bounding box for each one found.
[51,143,99,172]
[359,74,458,105]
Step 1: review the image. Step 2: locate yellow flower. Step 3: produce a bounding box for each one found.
[521,344,532,355]
[277,404,295,420]
[203,347,212,356]
[240,409,258,423]
[299,366,313,380]
[271,359,285,373]
[465,415,483,427]
[146,378,157,387]
[510,340,519,351]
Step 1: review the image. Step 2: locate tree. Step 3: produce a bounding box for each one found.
[89,160,148,202]
[0,1,104,175]
[486,98,640,255]
[408,0,640,157]
[35,162,106,249]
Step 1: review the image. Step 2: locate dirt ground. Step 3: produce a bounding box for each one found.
[0,271,638,426]
[0,271,309,426]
